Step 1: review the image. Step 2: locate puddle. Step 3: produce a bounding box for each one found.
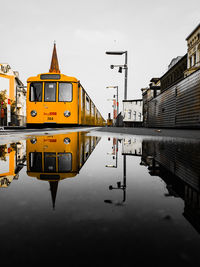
[0,130,200,265]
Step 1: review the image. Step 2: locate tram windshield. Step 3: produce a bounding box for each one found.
[44,82,56,102]
[44,153,56,172]
[58,153,72,172]
[29,152,42,172]
[58,83,72,102]
[29,152,72,173]
[30,82,42,102]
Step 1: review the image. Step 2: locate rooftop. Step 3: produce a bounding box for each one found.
[186,23,200,40]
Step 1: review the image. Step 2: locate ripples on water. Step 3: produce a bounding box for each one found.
[0,131,200,265]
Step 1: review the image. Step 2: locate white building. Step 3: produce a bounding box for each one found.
[123,99,143,127]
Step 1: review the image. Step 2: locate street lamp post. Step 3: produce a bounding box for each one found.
[106,86,119,117]
[106,51,128,100]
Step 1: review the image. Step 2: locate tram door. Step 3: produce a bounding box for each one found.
[43,81,58,123]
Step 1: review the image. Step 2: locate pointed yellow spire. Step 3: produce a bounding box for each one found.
[49,41,60,73]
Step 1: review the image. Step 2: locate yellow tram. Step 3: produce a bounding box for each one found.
[26,43,105,127]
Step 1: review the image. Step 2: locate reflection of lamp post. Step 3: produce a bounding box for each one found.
[106,86,119,117]
[106,138,118,168]
[106,51,128,100]
[104,142,127,205]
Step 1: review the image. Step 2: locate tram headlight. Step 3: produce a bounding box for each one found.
[63,137,70,144]
[31,110,37,117]
[64,110,71,117]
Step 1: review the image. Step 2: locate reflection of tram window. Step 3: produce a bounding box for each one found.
[58,83,72,102]
[44,153,56,172]
[91,138,93,148]
[80,145,83,166]
[44,82,56,102]
[29,152,42,172]
[58,153,72,172]
[30,82,42,102]
[85,142,89,159]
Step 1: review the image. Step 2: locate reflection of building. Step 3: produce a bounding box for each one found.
[0,141,26,187]
[123,99,143,127]
[122,138,142,156]
[141,139,200,233]
[26,132,101,208]
[0,63,26,126]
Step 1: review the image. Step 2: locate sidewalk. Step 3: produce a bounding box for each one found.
[96,127,200,140]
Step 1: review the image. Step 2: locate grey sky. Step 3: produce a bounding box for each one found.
[0,0,199,119]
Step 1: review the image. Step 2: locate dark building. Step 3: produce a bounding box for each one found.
[160,54,187,92]
[141,24,200,128]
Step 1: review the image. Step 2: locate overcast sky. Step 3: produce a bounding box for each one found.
[0,0,199,119]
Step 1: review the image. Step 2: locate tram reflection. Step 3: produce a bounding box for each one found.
[26,132,101,208]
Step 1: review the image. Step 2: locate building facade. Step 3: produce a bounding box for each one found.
[141,23,200,128]
[185,23,200,77]
[0,63,26,126]
[123,99,143,127]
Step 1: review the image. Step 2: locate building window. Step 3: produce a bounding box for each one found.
[193,53,196,65]
[138,112,142,121]
[128,110,131,119]
[189,56,192,68]
[134,111,136,121]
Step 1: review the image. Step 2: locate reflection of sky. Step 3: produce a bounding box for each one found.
[0,133,200,265]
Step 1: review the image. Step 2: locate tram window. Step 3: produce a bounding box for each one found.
[29,152,42,172]
[30,82,42,102]
[82,89,85,109]
[91,103,95,115]
[44,82,56,102]
[44,153,56,172]
[86,96,90,111]
[58,153,72,172]
[58,83,72,102]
